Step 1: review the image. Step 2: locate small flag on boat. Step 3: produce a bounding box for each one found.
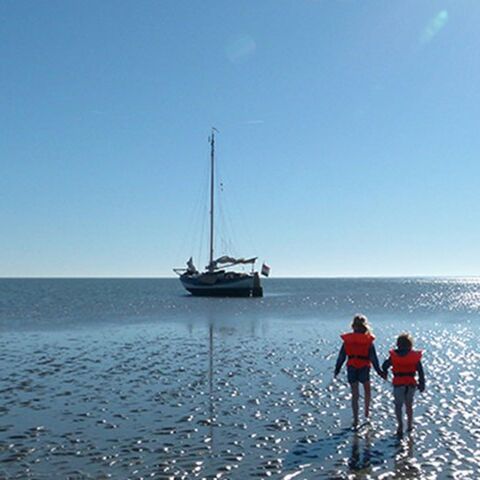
[261,263,271,277]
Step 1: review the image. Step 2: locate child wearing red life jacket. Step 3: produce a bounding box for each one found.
[382,333,425,436]
[334,314,386,427]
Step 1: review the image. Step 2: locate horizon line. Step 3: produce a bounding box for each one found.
[1,275,479,280]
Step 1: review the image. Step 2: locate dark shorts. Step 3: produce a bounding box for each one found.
[347,366,370,384]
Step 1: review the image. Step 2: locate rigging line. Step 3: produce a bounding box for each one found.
[199,138,213,266]
[218,210,234,258]
[173,166,207,266]
[187,144,209,263]
[216,189,229,256]
[220,186,241,257]
[174,138,211,269]
[177,138,212,265]
[198,191,208,269]
[196,158,210,267]
[188,199,204,259]
[218,192,238,258]
[219,180,249,259]
[214,142,256,258]
[214,149,240,258]
[224,175,259,257]
[173,198,197,265]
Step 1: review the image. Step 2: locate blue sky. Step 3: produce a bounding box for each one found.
[2,0,480,277]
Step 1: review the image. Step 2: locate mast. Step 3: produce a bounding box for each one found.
[208,128,216,271]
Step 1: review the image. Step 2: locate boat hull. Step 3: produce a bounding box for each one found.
[180,273,262,297]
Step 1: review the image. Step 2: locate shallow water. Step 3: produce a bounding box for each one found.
[1,278,479,478]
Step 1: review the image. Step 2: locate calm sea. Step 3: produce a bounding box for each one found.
[2,277,480,331]
[1,278,479,479]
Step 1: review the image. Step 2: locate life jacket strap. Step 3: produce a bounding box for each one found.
[393,372,416,377]
[348,355,369,361]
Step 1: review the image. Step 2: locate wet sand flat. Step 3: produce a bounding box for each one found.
[1,278,479,478]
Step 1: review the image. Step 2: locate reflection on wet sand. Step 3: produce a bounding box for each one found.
[393,434,421,479]
[348,429,372,473]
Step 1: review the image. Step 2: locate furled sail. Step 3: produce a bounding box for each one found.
[208,255,257,270]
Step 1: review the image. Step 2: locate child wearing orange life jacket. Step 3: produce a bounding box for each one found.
[382,333,425,436]
[334,314,386,427]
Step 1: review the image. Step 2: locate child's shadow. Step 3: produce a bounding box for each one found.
[348,429,373,472]
[284,425,386,475]
[392,433,420,477]
[349,428,419,475]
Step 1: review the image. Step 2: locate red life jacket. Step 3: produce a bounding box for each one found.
[390,349,422,386]
[340,332,375,369]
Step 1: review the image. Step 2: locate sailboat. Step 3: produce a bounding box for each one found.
[174,129,269,297]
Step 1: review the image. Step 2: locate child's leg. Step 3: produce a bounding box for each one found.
[363,381,371,419]
[395,401,404,434]
[358,367,371,420]
[405,401,413,430]
[393,386,405,434]
[405,387,415,431]
[347,367,360,425]
[351,382,360,425]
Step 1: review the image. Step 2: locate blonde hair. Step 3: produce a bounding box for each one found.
[351,314,371,334]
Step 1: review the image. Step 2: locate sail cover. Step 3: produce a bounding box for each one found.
[211,256,257,269]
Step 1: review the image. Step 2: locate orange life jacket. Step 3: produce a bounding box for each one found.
[390,349,422,386]
[340,332,375,369]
